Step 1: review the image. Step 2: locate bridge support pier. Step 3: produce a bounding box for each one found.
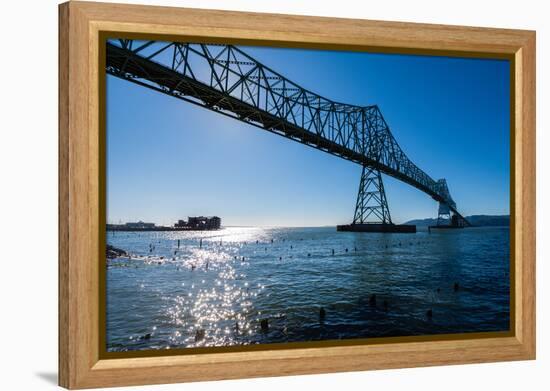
[337,166,416,233]
[428,202,467,231]
[352,166,392,225]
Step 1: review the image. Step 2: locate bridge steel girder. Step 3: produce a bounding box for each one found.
[105,39,470,226]
[353,166,392,225]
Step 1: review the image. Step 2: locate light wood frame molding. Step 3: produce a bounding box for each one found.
[59,1,536,389]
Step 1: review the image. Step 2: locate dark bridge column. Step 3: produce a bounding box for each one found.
[428,202,467,231]
[436,202,452,226]
[337,166,416,233]
[353,166,392,225]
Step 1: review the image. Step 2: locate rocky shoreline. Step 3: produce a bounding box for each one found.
[107,244,127,259]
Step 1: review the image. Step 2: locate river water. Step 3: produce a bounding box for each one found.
[106,226,510,352]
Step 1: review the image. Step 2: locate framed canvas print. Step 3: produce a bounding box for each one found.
[58,1,536,389]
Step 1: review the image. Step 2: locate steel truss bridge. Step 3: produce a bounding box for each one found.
[106,39,470,228]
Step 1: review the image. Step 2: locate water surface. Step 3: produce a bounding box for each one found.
[106,226,510,351]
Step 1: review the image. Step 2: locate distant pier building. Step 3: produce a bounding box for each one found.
[107,216,221,231]
[176,216,221,230]
[123,221,156,229]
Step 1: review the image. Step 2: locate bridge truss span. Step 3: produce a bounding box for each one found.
[106,39,470,227]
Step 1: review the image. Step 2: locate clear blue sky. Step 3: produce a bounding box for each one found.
[106,43,510,227]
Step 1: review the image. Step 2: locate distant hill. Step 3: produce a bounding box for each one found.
[405,215,509,227]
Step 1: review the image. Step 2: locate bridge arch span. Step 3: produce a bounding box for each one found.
[106,39,470,228]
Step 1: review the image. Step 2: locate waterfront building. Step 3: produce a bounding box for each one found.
[124,221,156,229]
[174,216,221,230]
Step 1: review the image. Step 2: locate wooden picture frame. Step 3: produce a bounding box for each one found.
[59,1,536,389]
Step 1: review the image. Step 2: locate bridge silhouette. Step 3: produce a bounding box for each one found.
[106,39,470,232]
